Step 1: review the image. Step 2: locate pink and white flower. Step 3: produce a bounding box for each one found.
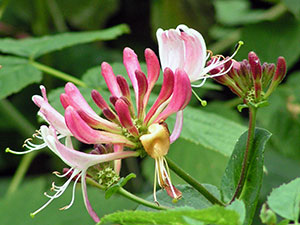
[156,24,242,87]
[11,47,192,222]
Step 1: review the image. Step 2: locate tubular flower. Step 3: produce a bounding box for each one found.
[156,24,242,87]
[9,47,191,221]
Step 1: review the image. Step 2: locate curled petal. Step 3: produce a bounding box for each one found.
[101,62,122,97]
[32,86,71,136]
[154,69,191,123]
[144,68,174,124]
[65,106,135,147]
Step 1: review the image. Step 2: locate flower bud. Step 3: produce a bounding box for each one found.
[139,123,170,158]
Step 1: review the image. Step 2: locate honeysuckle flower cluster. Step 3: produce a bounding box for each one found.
[212,51,287,107]
[9,46,192,222]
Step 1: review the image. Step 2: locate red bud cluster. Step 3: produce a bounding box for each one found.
[213,52,286,104]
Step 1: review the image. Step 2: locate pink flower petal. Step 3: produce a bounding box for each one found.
[123,47,141,108]
[81,172,100,223]
[115,99,139,136]
[64,82,120,133]
[170,110,183,144]
[65,106,135,147]
[101,62,122,97]
[154,69,191,123]
[143,48,160,107]
[91,89,110,110]
[135,70,148,119]
[32,86,71,136]
[144,68,174,124]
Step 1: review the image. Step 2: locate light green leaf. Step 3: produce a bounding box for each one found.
[105,173,136,199]
[99,205,242,225]
[0,178,136,225]
[221,128,272,225]
[142,139,228,187]
[283,0,300,18]
[214,0,266,26]
[267,177,300,222]
[0,56,42,99]
[257,71,300,161]
[168,106,247,157]
[0,24,129,59]
[237,15,300,69]
[137,184,221,211]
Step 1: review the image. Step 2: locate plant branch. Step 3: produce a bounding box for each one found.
[165,156,224,206]
[86,177,169,210]
[230,106,257,203]
[29,60,87,87]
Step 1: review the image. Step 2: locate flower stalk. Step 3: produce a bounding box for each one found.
[29,60,87,87]
[230,105,257,203]
[86,176,169,210]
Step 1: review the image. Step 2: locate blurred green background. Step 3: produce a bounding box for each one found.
[0,0,299,224]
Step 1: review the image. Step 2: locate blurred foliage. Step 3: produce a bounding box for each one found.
[0,0,300,224]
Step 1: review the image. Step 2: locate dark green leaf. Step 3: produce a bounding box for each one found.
[0,24,130,59]
[267,177,300,221]
[237,15,300,68]
[137,184,221,211]
[99,205,242,225]
[221,128,272,225]
[0,56,42,99]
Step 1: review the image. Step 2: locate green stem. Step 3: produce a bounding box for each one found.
[230,106,257,203]
[165,156,224,206]
[0,99,39,195]
[86,177,169,210]
[29,60,87,87]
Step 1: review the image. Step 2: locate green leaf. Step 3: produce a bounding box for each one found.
[168,106,247,157]
[214,0,266,26]
[257,71,300,161]
[0,24,129,59]
[142,139,228,187]
[267,177,300,222]
[283,0,300,18]
[137,184,221,211]
[0,177,136,225]
[0,56,42,99]
[221,128,272,225]
[99,205,242,225]
[237,15,300,69]
[105,173,136,199]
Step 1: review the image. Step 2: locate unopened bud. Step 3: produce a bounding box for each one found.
[273,57,287,83]
[140,123,170,158]
[248,52,262,99]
